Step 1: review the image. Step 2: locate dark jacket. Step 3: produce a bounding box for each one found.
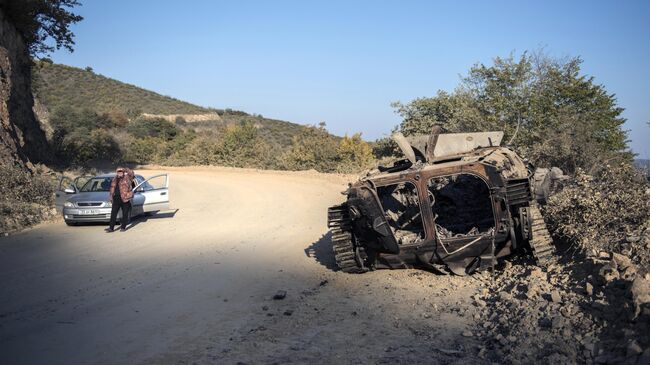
[109,167,135,203]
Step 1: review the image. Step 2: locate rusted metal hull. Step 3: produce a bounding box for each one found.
[329,142,555,275]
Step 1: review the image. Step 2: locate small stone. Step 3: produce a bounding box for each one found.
[551,316,564,329]
[499,291,512,301]
[626,340,642,357]
[262,305,269,311]
[273,290,287,300]
[283,309,293,316]
[586,282,594,296]
[599,263,620,284]
[498,335,508,346]
[526,286,538,299]
[621,266,637,281]
[462,330,473,337]
[638,348,650,364]
[478,347,487,359]
[613,253,634,270]
[598,251,611,260]
[550,291,562,303]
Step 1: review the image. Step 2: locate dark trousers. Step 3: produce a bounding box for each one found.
[109,195,131,230]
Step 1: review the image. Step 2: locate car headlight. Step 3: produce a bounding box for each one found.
[106,201,112,207]
[64,201,74,207]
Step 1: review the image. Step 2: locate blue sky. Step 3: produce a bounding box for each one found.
[50,0,650,158]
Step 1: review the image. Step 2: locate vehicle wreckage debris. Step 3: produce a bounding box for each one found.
[327,130,560,274]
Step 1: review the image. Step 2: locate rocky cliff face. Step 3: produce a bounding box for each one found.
[0,9,51,168]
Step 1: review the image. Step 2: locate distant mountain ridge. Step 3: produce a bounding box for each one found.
[31,61,327,147]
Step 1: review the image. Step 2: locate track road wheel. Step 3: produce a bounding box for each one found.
[328,203,367,273]
[528,203,555,265]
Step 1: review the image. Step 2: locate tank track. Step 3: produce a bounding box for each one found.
[528,203,555,265]
[327,203,366,273]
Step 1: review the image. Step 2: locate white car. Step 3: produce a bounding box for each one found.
[55,173,170,225]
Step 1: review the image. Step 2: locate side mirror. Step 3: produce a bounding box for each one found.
[64,188,76,194]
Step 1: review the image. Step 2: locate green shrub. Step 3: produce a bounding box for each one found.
[281,124,340,172]
[336,133,375,173]
[175,116,187,126]
[0,164,55,233]
[182,134,220,165]
[281,125,375,173]
[59,128,121,164]
[179,123,276,168]
[122,137,163,164]
[127,117,179,140]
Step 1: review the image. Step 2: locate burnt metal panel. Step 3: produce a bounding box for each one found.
[505,178,532,207]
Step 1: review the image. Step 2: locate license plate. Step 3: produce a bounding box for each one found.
[81,209,100,215]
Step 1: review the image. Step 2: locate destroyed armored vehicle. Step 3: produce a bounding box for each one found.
[328,130,555,275]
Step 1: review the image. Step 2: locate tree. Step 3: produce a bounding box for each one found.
[337,133,374,173]
[127,117,179,140]
[282,123,339,172]
[0,0,83,56]
[393,51,631,173]
[217,122,271,167]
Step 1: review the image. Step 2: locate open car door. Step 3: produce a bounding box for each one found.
[54,175,94,212]
[133,174,170,213]
[54,176,75,212]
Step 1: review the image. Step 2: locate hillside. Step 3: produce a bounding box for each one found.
[32,61,208,116]
[31,61,321,148]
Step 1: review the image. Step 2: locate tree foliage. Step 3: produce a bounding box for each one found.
[0,0,83,56]
[282,123,339,172]
[337,133,375,173]
[127,117,180,140]
[50,106,123,164]
[393,52,631,173]
[282,123,375,173]
[177,123,274,168]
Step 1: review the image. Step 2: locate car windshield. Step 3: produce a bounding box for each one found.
[80,177,112,192]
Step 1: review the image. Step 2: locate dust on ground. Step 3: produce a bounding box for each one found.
[0,166,648,365]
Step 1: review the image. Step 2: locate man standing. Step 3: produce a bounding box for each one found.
[106,167,135,232]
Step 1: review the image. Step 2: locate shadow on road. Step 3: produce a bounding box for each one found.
[127,209,179,231]
[304,231,339,271]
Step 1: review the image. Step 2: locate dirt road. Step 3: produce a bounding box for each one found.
[0,166,486,365]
